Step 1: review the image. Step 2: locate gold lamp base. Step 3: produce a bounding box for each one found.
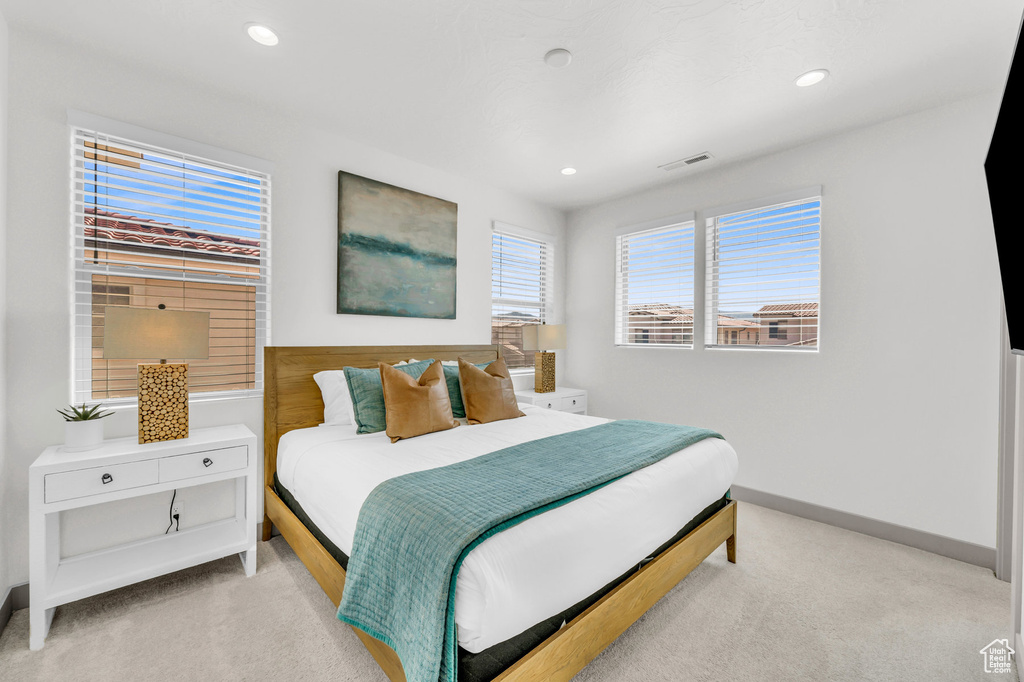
[138,362,190,444]
[534,351,556,393]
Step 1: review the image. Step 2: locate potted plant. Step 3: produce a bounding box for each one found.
[58,403,114,451]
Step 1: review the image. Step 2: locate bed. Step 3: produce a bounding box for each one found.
[262,344,738,682]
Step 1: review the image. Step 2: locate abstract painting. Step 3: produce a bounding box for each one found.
[337,172,457,319]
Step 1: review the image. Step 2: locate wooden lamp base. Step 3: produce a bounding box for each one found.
[534,351,556,393]
[138,362,190,444]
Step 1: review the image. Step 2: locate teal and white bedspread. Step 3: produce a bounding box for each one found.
[336,419,723,682]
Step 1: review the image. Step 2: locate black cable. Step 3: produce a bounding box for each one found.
[165,489,177,534]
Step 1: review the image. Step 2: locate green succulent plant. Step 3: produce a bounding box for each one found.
[57,403,114,422]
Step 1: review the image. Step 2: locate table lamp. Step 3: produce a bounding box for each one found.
[103,306,210,444]
[522,323,566,393]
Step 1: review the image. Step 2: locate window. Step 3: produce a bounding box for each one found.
[614,217,695,347]
[491,224,554,369]
[71,116,271,404]
[705,191,820,350]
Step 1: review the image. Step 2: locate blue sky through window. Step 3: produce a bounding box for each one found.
[84,146,264,239]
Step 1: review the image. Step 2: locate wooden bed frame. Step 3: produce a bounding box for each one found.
[262,344,737,682]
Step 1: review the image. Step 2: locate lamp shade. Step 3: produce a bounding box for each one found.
[522,324,566,351]
[103,307,210,360]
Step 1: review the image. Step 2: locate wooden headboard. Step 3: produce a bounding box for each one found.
[263,344,500,490]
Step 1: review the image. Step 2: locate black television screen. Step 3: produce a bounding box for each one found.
[987,25,1024,352]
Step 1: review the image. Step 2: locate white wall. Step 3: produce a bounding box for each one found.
[564,94,1003,548]
[1,30,565,585]
[0,8,10,599]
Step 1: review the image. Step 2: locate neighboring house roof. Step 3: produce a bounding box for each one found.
[627,304,756,328]
[753,302,819,318]
[716,315,759,328]
[500,342,526,359]
[84,207,261,260]
[492,316,540,327]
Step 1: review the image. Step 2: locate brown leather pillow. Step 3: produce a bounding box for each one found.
[380,360,459,443]
[458,356,525,425]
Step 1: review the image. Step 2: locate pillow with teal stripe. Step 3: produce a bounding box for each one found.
[345,359,435,434]
[442,363,488,419]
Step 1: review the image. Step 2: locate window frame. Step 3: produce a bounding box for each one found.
[490,222,556,372]
[68,111,273,406]
[704,187,821,353]
[613,213,696,349]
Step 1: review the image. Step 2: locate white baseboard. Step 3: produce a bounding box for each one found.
[730,484,998,573]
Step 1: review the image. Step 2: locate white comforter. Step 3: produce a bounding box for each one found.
[276,405,738,653]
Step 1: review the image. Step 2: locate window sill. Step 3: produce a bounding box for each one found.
[705,345,818,353]
[85,390,264,411]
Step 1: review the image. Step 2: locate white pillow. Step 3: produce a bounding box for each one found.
[313,370,355,426]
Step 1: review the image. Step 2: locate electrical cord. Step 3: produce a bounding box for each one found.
[165,489,179,534]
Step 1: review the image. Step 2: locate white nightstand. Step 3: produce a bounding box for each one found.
[29,424,257,650]
[516,386,588,415]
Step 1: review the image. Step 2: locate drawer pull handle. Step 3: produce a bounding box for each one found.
[101,473,113,485]
[203,458,213,468]
[572,399,577,405]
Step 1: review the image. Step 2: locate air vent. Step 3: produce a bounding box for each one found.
[659,152,713,172]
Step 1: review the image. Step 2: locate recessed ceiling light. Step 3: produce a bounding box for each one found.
[544,49,573,69]
[561,167,577,176]
[795,69,829,87]
[246,23,279,46]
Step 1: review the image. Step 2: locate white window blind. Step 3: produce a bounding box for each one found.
[705,193,820,350]
[491,226,553,369]
[71,124,271,404]
[615,219,695,347]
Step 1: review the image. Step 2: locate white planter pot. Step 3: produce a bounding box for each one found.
[64,419,105,451]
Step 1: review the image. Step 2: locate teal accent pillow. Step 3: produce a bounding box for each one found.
[442,363,488,419]
[345,359,435,434]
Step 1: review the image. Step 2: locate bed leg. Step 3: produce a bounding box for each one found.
[726,501,737,563]
[262,514,274,542]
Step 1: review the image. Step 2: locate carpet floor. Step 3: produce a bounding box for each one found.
[0,503,1015,681]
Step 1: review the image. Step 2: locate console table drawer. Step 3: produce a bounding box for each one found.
[563,393,587,413]
[159,446,248,483]
[45,460,159,503]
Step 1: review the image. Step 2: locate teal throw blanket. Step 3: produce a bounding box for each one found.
[337,420,722,682]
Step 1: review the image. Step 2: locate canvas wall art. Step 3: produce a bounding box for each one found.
[337,172,457,319]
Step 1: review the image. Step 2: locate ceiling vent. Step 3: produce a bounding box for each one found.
[659,152,713,172]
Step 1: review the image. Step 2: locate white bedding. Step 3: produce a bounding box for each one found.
[277,404,738,653]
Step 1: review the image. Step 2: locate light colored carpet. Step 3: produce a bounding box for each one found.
[0,503,1015,681]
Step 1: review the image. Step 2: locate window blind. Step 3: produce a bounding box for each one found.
[491,227,553,369]
[614,220,695,347]
[71,126,271,404]
[705,194,820,350]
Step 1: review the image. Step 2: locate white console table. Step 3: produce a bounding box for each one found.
[29,424,257,650]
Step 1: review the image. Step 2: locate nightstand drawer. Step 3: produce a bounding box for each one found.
[159,446,248,483]
[45,460,159,503]
[563,393,587,413]
[535,396,561,410]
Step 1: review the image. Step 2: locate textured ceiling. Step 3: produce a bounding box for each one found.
[1,0,1021,210]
